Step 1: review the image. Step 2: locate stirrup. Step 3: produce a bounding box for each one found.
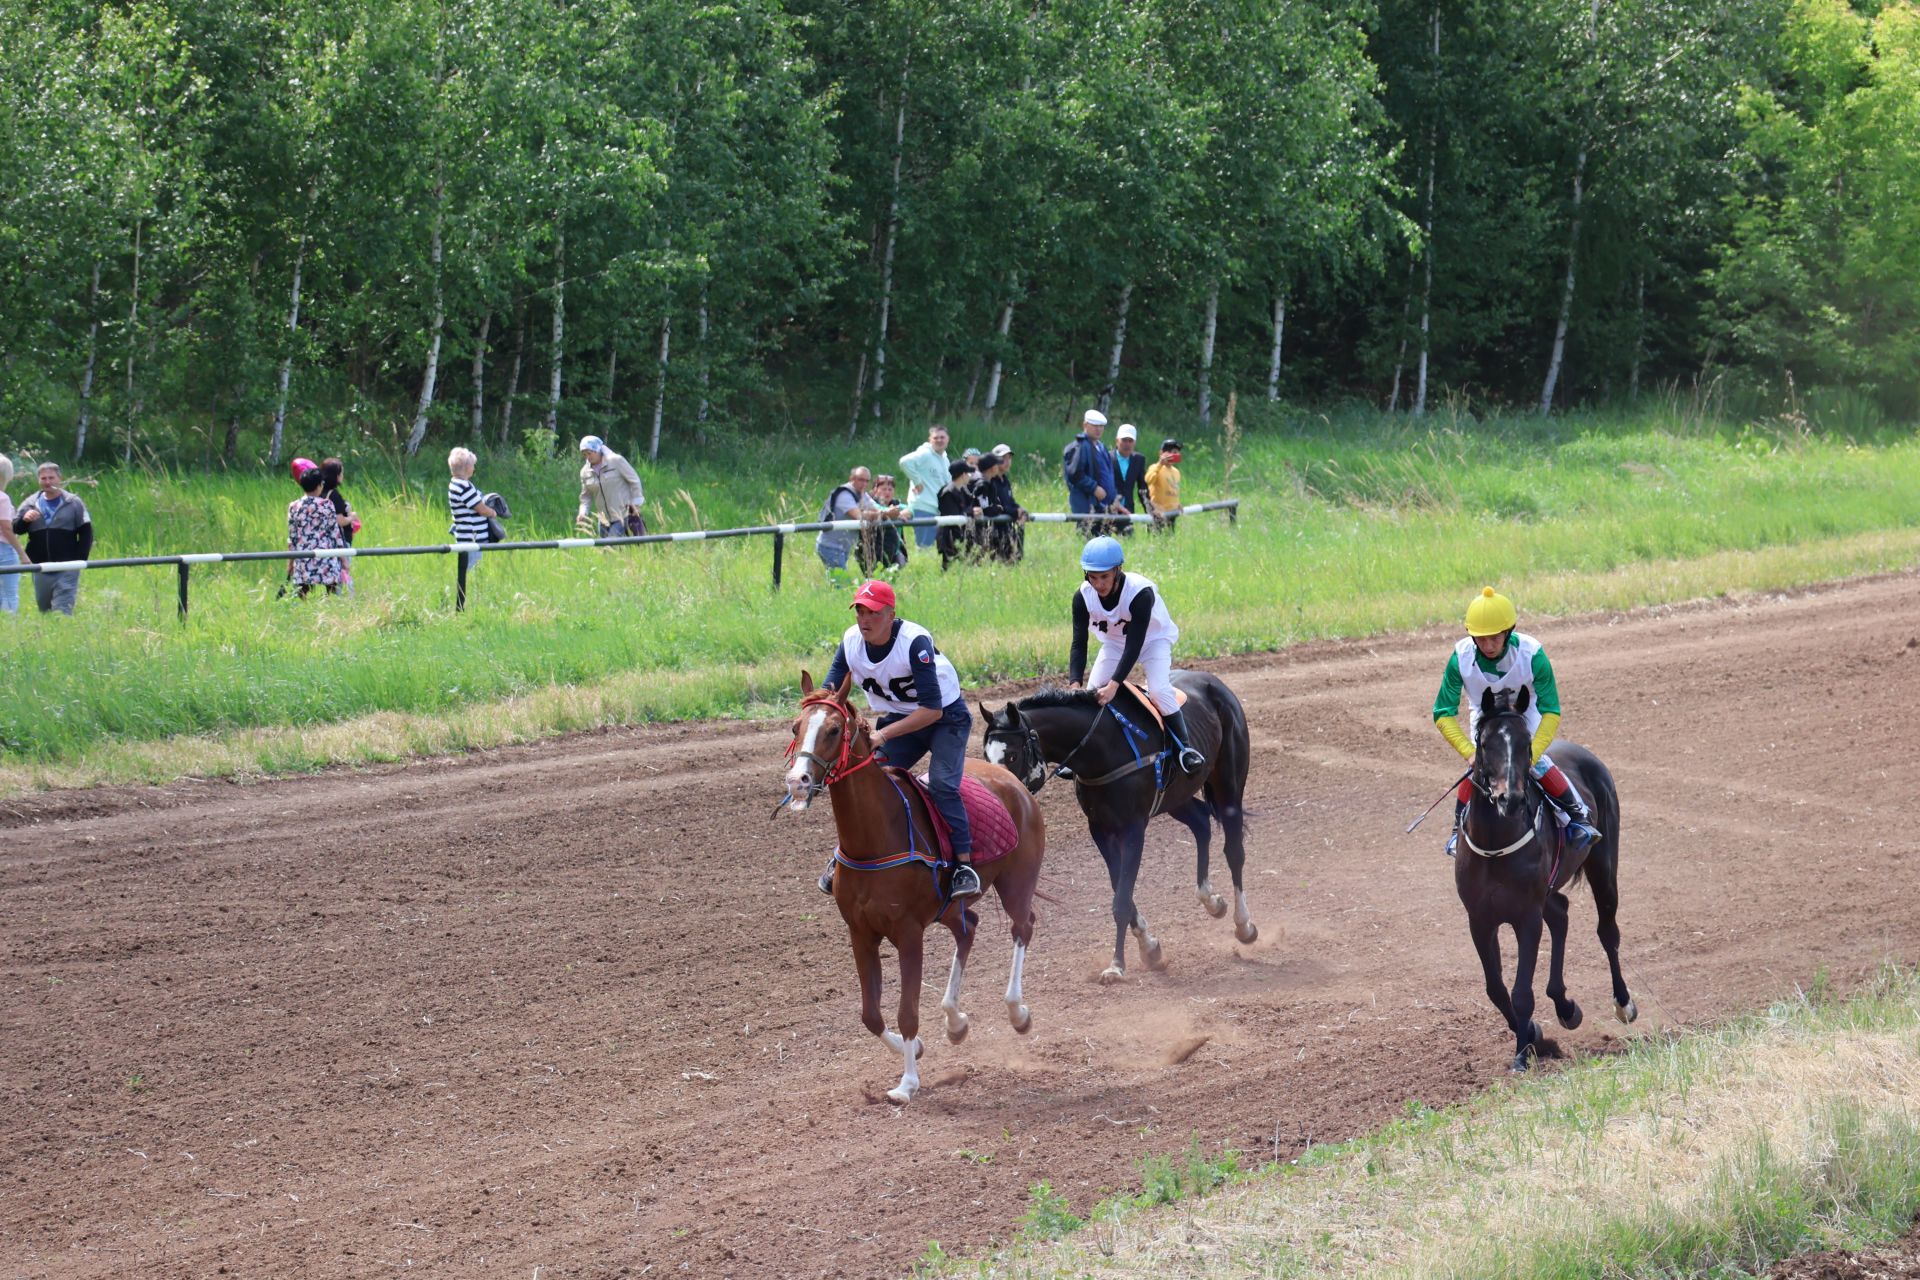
[817,867,835,896]
[1565,821,1600,853]
[1177,746,1206,773]
[949,863,982,898]
[1444,827,1459,858]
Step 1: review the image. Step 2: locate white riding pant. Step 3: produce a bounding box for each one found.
[1089,636,1178,714]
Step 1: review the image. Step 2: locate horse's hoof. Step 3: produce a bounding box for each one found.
[1200,891,1228,919]
[1100,965,1127,985]
[1144,943,1169,972]
[946,1013,970,1044]
[1509,1051,1533,1074]
[886,1085,916,1104]
[1616,1000,1638,1025]
[1008,1003,1032,1034]
[1557,1001,1583,1031]
[1235,921,1259,945]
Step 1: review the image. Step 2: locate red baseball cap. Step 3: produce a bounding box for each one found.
[850,579,897,611]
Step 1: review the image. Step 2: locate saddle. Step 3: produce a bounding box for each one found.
[893,769,1021,865]
[1117,679,1186,730]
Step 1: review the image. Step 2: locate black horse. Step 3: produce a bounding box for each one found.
[982,670,1255,982]
[1458,686,1636,1070]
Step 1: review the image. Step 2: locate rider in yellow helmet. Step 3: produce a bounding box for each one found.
[1432,587,1599,857]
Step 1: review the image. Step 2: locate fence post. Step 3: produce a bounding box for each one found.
[455,551,468,612]
[177,563,190,620]
[1227,502,1237,526]
[771,532,785,591]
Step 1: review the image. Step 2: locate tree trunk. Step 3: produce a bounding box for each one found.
[1099,281,1133,414]
[123,218,142,463]
[1388,259,1413,412]
[271,229,308,466]
[983,295,1015,423]
[74,260,101,458]
[1539,145,1586,416]
[499,294,526,446]
[1540,0,1597,417]
[1629,269,1646,399]
[649,313,670,462]
[1266,293,1287,401]
[546,229,565,440]
[1414,3,1440,419]
[470,310,491,436]
[868,54,911,427]
[845,348,869,440]
[696,291,710,423]
[406,170,447,456]
[1198,280,1220,427]
[963,356,983,412]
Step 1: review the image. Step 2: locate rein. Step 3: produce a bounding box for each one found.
[1002,704,1109,796]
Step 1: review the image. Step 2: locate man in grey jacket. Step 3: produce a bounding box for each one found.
[13,462,92,614]
[575,436,646,536]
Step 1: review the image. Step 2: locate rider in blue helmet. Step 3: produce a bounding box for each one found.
[1069,535,1205,772]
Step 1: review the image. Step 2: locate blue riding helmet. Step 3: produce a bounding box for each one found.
[1079,535,1125,572]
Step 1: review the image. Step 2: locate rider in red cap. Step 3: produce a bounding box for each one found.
[815,578,980,899]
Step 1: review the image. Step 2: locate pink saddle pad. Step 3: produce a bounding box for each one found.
[892,770,1020,865]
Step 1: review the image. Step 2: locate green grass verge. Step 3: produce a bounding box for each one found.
[2,402,1918,791]
[922,968,1920,1279]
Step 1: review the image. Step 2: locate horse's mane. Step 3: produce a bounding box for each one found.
[1017,686,1100,711]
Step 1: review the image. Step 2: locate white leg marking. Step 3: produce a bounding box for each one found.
[1131,915,1166,970]
[1004,940,1031,1032]
[1234,888,1258,944]
[1198,877,1227,917]
[882,1030,922,1103]
[942,950,970,1043]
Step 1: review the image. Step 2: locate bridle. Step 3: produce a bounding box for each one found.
[785,692,880,800]
[1462,715,1540,858]
[988,703,1109,796]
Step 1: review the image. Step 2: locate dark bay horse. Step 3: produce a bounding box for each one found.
[783,670,1045,1103]
[1458,687,1636,1071]
[982,670,1254,983]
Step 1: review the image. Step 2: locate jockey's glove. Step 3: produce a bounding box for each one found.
[1530,712,1561,765]
[1436,715,1474,761]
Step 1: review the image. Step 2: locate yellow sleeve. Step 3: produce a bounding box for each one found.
[1436,715,1474,761]
[1529,711,1560,764]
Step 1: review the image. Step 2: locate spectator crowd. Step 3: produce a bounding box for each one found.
[0,413,1196,613]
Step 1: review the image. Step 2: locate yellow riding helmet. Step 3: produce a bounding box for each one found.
[1464,585,1517,637]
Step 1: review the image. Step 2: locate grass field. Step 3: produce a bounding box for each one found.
[2,400,1918,791]
[960,968,1920,1279]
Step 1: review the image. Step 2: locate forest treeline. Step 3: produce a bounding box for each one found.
[1,0,1915,466]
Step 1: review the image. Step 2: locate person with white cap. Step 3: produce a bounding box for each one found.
[1111,424,1147,536]
[814,578,980,899]
[575,435,646,537]
[1062,408,1117,539]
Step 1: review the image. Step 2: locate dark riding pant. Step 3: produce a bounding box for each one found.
[878,704,973,855]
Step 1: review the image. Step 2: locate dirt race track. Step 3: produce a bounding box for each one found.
[6,575,1920,1278]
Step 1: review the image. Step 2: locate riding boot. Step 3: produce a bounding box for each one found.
[1445,800,1466,858]
[949,857,982,898]
[1163,707,1206,773]
[1543,781,1600,853]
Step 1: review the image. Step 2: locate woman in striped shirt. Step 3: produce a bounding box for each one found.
[446,447,497,573]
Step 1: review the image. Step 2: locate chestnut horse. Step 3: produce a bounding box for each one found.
[782,671,1045,1104]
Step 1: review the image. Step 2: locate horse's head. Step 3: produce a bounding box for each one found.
[785,669,870,810]
[1473,686,1533,817]
[981,701,1047,793]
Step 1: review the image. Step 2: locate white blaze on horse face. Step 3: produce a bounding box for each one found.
[984,738,1008,768]
[785,705,830,810]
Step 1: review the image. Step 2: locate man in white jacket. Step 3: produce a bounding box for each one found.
[576,436,646,536]
[897,424,950,550]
